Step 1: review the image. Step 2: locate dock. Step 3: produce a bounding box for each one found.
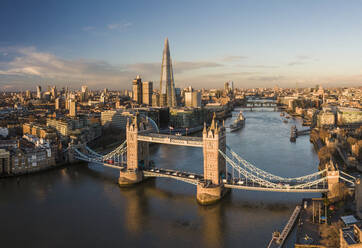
[267,205,302,248]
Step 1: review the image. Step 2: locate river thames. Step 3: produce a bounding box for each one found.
[0,109,320,248]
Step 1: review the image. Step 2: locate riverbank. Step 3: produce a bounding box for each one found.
[0,161,83,179]
[294,127,361,247]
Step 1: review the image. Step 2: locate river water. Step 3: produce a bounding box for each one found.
[0,109,320,248]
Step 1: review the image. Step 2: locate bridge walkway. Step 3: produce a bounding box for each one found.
[137,133,203,147]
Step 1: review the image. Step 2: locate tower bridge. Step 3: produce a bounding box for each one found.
[71,113,356,205]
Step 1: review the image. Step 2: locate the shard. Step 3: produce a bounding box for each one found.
[160,38,176,107]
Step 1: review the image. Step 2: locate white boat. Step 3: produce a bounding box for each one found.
[230,111,245,132]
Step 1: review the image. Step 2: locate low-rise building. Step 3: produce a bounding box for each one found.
[337,107,362,126]
[340,224,362,248]
[0,138,56,175]
[101,110,133,130]
[317,110,336,127]
[169,108,204,128]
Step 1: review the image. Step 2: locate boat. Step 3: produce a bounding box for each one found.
[229,111,245,132]
[290,125,297,142]
[283,119,288,123]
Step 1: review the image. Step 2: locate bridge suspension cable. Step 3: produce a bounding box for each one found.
[226,145,327,182]
[220,149,329,191]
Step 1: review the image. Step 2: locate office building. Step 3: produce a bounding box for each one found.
[69,100,77,117]
[132,75,143,104]
[160,38,176,107]
[142,81,153,105]
[36,85,42,99]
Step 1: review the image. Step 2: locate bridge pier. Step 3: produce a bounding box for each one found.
[118,169,144,186]
[197,183,229,205]
[197,114,229,205]
[119,115,149,186]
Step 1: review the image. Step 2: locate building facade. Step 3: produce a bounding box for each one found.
[142,81,153,105]
[160,38,176,107]
[132,75,143,104]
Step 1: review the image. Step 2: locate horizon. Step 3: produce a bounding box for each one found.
[1,0,362,91]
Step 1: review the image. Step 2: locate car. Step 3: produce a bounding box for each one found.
[188,175,195,179]
[222,179,227,183]
[150,168,154,172]
[166,171,171,175]
[155,169,160,173]
[172,172,177,176]
[237,180,244,185]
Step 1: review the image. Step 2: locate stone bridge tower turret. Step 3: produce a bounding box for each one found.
[119,114,149,186]
[197,113,228,205]
[202,113,226,185]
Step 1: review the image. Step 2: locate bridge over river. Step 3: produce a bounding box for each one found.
[70,113,356,205]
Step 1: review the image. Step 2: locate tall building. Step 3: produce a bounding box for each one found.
[69,99,77,117]
[51,86,57,99]
[192,91,201,108]
[132,75,142,104]
[55,97,61,110]
[36,85,42,99]
[81,85,89,102]
[142,81,153,105]
[152,93,160,107]
[185,91,201,108]
[160,38,176,107]
[25,90,31,99]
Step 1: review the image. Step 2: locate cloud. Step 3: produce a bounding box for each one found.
[107,22,132,31]
[288,55,317,66]
[221,55,248,62]
[0,47,132,89]
[237,65,278,69]
[1,47,360,91]
[288,61,306,66]
[126,61,223,76]
[0,47,222,90]
[247,75,285,81]
[296,55,310,60]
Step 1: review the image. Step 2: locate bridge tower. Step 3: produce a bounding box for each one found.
[119,115,149,186]
[197,113,228,205]
[326,170,344,202]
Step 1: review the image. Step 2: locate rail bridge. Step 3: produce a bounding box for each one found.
[70,113,356,205]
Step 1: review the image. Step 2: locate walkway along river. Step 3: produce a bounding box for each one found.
[0,109,320,248]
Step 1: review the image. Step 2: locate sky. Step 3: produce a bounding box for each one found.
[1,0,362,91]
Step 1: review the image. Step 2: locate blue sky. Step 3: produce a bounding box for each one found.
[1,0,362,90]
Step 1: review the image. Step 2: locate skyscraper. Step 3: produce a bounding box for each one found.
[69,99,77,117]
[132,75,142,104]
[142,81,153,105]
[160,38,176,107]
[36,85,42,99]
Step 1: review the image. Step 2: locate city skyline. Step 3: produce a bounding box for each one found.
[1,0,362,91]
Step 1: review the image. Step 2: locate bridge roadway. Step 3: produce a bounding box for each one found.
[223,182,328,193]
[83,160,329,193]
[143,168,201,185]
[137,133,203,147]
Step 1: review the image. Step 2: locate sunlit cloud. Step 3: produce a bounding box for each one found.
[288,61,306,66]
[0,47,360,91]
[221,55,248,62]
